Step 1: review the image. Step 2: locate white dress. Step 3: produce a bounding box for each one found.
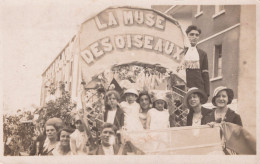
[70,129,88,155]
[148,108,170,130]
[147,108,170,151]
[120,101,144,131]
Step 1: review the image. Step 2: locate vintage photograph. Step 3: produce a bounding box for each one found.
[1,0,257,161]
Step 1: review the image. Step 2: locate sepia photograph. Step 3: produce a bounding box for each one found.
[1,0,258,163]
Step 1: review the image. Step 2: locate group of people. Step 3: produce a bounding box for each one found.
[105,85,242,130]
[105,88,170,131]
[29,114,144,155]
[28,25,243,156]
[29,85,242,156]
[183,25,242,127]
[185,86,242,127]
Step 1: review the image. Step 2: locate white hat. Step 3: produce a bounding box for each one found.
[153,92,168,103]
[124,88,139,97]
[212,86,234,106]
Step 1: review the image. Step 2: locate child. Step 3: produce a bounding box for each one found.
[120,88,144,131]
[104,90,124,130]
[146,93,170,130]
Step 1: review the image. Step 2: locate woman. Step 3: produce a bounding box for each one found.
[104,90,124,130]
[205,86,242,126]
[70,115,89,155]
[35,118,45,136]
[52,128,74,156]
[137,91,152,129]
[30,117,64,155]
[184,87,211,126]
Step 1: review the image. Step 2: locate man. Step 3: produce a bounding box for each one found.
[184,25,210,97]
[89,123,120,155]
[89,123,144,155]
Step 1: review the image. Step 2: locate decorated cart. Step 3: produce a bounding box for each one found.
[40,6,256,155]
[75,6,190,137]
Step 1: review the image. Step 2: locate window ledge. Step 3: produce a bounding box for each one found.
[210,76,223,82]
[194,11,203,18]
[212,10,225,19]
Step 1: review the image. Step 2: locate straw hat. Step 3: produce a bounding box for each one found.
[123,88,139,97]
[212,86,234,106]
[184,87,208,108]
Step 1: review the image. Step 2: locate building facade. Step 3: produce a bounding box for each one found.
[153,5,240,101]
[40,5,256,134]
[40,35,79,106]
[152,5,256,135]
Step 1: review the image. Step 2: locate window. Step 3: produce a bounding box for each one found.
[213,44,222,78]
[195,5,203,18]
[212,5,225,18]
[215,5,224,13]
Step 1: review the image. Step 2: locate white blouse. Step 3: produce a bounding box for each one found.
[106,110,117,124]
[192,113,202,126]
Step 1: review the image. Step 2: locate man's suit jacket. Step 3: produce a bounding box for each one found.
[89,141,145,155]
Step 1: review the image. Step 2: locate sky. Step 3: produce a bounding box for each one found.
[1,0,256,114]
[0,0,151,114]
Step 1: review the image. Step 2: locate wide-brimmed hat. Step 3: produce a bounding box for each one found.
[123,88,139,97]
[184,87,208,108]
[212,86,234,106]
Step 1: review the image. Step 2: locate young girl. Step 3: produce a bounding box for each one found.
[120,88,144,131]
[104,90,124,130]
[146,93,170,130]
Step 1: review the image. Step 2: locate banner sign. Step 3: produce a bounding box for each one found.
[79,7,186,84]
[121,125,224,155]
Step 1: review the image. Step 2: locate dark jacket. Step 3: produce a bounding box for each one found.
[104,105,124,130]
[88,144,120,155]
[204,108,243,126]
[30,134,56,156]
[185,48,210,96]
[89,141,144,155]
[186,107,212,126]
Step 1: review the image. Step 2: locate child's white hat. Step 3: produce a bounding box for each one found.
[124,88,139,97]
[153,92,168,103]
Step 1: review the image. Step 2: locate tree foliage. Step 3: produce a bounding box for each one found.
[3,81,75,156]
[42,81,75,127]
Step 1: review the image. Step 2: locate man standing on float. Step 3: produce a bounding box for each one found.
[184,25,210,97]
